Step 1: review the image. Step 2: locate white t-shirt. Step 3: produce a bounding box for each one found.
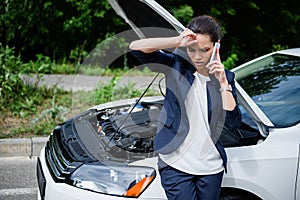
[159,72,224,175]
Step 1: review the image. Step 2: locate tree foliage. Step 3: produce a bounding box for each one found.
[0,0,127,63]
[162,0,300,64]
[1,0,299,66]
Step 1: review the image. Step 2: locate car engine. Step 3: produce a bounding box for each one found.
[96,102,162,160]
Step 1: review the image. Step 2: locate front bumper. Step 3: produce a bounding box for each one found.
[37,147,167,200]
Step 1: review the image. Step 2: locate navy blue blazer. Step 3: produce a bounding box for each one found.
[131,48,241,170]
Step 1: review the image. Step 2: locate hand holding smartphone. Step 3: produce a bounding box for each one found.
[210,42,221,63]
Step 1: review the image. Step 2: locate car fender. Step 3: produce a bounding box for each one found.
[223,126,300,200]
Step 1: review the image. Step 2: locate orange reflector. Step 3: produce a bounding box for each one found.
[124,176,154,197]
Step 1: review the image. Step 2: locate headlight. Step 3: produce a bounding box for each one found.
[69,163,155,197]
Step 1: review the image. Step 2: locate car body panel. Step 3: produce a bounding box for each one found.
[39,147,167,200]
[37,0,300,199]
[224,125,300,199]
[235,81,273,136]
[40,49,300,200]
[90,96,164,111]
[232,48,300,74]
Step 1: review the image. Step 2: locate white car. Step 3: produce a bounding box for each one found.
[37,0,300,199]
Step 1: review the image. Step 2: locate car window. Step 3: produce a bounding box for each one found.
[220,99,263,148]
[235,54,300,127]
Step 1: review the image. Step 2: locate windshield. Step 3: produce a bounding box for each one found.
[235,54,300,127]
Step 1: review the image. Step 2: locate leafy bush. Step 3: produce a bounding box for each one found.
[94,76,159,105]
[0,44,31,114]
[1,0,299,67]
[171,5,194,25]
[29,54,52,74]
[29,54,80,74]
[223,53,239,70]
[0,44,57,115]
[94,76,140,104]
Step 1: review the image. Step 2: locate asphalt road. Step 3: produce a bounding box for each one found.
[0,156,38,200]
[22,74,165,92]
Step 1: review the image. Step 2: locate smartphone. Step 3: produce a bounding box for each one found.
[210,42,221,63]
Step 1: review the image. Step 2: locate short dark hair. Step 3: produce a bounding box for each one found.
[186,15,221,43]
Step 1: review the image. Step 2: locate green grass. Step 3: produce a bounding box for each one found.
[0,45,160,139]
[0,76,160,139]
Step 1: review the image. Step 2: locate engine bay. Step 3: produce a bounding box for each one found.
[86,100,163,161]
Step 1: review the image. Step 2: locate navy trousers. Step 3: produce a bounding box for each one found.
[159,165,224,200]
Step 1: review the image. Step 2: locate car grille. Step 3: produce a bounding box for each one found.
[45,121,84,182]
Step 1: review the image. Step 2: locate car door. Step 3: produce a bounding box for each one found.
[296,123,300,200]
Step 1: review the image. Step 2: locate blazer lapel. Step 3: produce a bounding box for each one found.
[207,76,225,144]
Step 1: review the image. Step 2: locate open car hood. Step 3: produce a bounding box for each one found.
[108,0,185,38]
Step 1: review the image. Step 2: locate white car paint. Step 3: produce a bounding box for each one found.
[224,125,300,199]
[37,0,300,198]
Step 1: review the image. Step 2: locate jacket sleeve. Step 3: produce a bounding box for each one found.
[225,70,242,129]
[131,50,175,73]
